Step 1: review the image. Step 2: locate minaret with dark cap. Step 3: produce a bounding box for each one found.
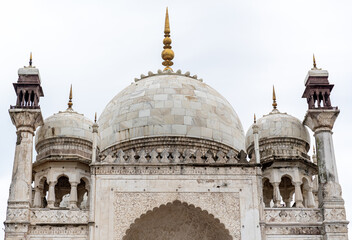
[302,55,348,239]
[6,53,44,239]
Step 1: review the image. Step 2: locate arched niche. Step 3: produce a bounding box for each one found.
[123,200,232,240]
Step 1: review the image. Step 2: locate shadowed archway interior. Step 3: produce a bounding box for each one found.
[123,200,233,240]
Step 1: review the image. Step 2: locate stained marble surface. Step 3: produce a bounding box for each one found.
[99,74,245,151]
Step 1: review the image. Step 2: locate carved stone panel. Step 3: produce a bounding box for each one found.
[30,209,89,224]
[113,192,240,240]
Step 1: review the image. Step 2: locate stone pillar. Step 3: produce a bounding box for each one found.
[91,121,99,164]
[303,109,349,238]
[47,181,56,208]
[69,182,78,209]
[5,109,43,239]
[252,122,261,163]
[307,186,316,208]
[293,182,304,208]
[89,121,98,240]
[89,173,96,240]
[283,197,292,208]
[272,182,281,207]
[7,109,43,204]
[33,186,42,208]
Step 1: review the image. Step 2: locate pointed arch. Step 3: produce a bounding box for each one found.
[123,200,232,240]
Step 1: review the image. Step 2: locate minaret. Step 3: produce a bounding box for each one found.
[252,114,260,164]
[89,112,99,240]
[302,56,348,239]
[6,53,44,239]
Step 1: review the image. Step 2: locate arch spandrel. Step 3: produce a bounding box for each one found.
[123,200,232,240]
[113,192,241,240]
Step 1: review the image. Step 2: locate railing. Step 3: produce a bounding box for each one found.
[264,208,322,223]
[30,209,89,224]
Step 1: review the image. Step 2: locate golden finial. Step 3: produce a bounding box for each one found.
[313,54,317,69]
[67,84,73,110]
[161,7,174,71]
[254,113,256,123]
[272,85,277,110]
[29,52,33,67]
[311,54,322,70]
[94,112,97,123]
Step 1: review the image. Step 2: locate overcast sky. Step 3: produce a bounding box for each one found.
[0,0,351,238]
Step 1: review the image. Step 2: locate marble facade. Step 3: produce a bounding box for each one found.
[3,58,349,239]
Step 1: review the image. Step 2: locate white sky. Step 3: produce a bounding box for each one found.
[0,0,351,239]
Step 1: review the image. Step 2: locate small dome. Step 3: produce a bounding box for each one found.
[36,110,93,144]
[35,110,94,162]
[99,73,245,152]
[245,110,310,152]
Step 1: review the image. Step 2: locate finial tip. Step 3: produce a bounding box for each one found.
[254,113,256,123]
[162,7,174,71]
[29,52,33,67]
[272,85,277,110]
[67,84,73,110]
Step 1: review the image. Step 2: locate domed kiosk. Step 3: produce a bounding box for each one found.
[245,88,317,209]
[32,87,92,209]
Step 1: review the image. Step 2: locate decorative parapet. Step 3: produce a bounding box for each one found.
[30,209,89,224]
[134,69,203,82]
[264,208,322,224]
[98,148,247,165]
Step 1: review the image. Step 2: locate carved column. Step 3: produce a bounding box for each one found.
[283,197,292,208]
[89,121,98,240]
[307,186,316,208]
[47,181,56,208]
[5,109,43,239]
[293,182,304,208]
[272,182,281,207]
[91,121,99,163]
[69,182,78,209]
[33,186,42,208]
[303,109,349,237]
[252,122,261,163]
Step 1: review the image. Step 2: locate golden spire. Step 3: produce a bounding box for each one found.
[29,52,33,67]
[161,7,174,71]
[67,84,73,110]
[272,85,277,110]
[94,112,97,123]
[313,54,317,69]
[254,113,256,123]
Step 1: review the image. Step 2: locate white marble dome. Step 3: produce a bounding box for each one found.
[245,110,310,151]
[98,73,245,151]
[36,110,94,146]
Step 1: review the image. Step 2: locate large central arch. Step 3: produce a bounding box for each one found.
[123,200,232,240]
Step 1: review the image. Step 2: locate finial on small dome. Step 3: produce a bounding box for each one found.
[272,85,277,110]
[29,52,33,67]
[94,112,97,123]
[67,84,73,110]
[254,113,256,123]
[161,7,174,71]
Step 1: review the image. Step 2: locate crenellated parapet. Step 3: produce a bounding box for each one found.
[134,69,203,82]
[97,147,247,165]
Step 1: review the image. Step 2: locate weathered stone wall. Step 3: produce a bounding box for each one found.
[91,165,262,240]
